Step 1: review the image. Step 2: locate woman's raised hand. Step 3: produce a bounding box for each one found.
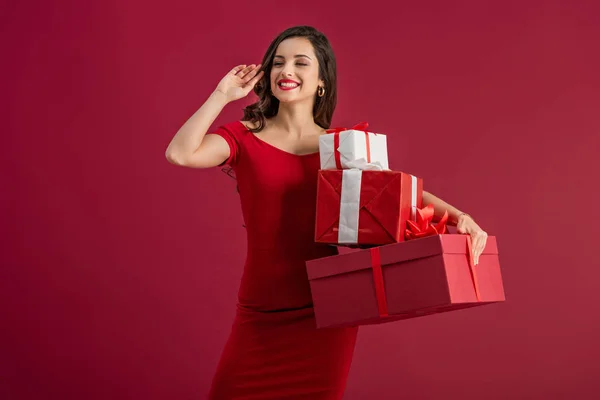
[215,64,264,103]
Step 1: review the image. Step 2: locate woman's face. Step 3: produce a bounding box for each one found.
[269,37,324,104]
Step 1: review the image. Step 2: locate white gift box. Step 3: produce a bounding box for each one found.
[319,124,389,170]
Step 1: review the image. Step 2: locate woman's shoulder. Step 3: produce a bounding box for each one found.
[213,120,255,138]
[217,120,258,133]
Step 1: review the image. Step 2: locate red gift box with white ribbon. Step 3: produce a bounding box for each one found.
[314,169,423,245]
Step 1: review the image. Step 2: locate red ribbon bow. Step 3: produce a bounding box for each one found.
[325,122,373,168]
[325,121,370,134]
[404,204,449,240]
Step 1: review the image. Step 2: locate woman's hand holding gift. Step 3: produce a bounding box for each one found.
[456,214,488,265]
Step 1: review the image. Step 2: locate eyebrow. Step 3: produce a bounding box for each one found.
[274,54,312,60]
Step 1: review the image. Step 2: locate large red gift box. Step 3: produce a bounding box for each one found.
[314,170,423,245]
[306,234,505,328]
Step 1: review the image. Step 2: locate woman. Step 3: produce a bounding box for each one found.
[166,25,488,400]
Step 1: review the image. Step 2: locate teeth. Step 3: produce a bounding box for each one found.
[279,82,299,88]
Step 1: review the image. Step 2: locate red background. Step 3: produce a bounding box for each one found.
[3,1,600,399]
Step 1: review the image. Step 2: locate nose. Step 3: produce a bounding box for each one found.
[281,64,294,78]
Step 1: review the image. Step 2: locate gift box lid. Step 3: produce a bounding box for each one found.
[306,234,498,280]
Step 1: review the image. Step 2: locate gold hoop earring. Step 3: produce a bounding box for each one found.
[317,86,325,97]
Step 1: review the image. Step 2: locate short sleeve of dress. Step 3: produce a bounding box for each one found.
[211,122,242,167]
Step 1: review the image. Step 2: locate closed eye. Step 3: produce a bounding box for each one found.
[273,63,308,66]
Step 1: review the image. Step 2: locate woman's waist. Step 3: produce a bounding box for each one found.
[234,302,316,323]
[236,261,315,313]
[245,241,338,261]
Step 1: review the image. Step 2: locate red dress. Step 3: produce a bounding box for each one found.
[208,121,358,399]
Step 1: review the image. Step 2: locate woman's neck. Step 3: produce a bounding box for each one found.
[271,103,318,138]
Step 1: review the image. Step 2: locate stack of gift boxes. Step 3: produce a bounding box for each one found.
[306,123,506,329]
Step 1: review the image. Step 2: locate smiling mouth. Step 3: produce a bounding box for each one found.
[278,82,300,90]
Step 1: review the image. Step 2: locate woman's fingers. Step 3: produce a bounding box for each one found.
[239,64,254,76]
[471,235,479,265]
[469,233,480,265]
[237,64,258,79]
[473,236,481,265]
[471,231,488,265]
[242,64,262,83]
[245,70,264,88]
[478,232,488,264]
[231,64,247,75]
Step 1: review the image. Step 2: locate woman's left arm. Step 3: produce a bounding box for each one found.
[422,190,488,265]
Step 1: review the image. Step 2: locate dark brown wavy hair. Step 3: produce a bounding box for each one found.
[242,25,337,132]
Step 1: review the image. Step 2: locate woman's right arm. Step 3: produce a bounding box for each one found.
[165,64,263,168]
